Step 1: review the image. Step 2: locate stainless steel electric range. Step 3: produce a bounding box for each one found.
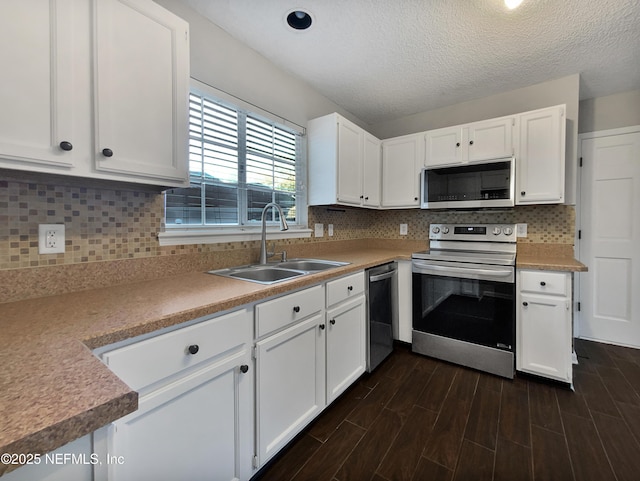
[412,224,517,378]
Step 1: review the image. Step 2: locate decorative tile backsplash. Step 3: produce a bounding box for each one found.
[0,177,575,271]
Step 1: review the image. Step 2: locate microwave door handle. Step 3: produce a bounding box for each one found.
[415,263,513,278]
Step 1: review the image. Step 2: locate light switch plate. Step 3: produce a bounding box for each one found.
[516,223,528,237]
[314,223,324,238]
[39,224,65,254]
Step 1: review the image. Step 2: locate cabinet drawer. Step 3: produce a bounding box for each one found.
[519,270,570,296]
[256,285,324,338]
[326,272,365,308]
[102,308,251,391]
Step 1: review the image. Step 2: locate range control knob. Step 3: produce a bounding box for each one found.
[503,227,513,236]
[432,227,440,234]
[441,227,450,234]
[492,227,501,235]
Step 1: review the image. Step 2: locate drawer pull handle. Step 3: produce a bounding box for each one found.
[59,141,73,151]
[187,344,199,355]
[540,281,546,286]
[240,364,249,374]
[102,148,114,158]
[293,306,301,313]
[330,319,336,325]
[347,286,353,291]
[319,323,325,330]
[522,302,528,307]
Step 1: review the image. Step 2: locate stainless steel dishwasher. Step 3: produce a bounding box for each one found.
[366,262,397,372]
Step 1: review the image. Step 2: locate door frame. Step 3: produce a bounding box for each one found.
[576,125,640,339]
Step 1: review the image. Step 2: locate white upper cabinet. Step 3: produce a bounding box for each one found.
[0,0,76,169]
[0,0,190,187]
[425,116,515,167]
[308,113,381,208]
[381,132,424,208]
[92,0,189,184]
[516,105,566,204]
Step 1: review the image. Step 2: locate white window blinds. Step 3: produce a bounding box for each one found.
[166,91,301,227]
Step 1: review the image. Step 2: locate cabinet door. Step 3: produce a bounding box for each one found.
[0,0,76,170]
[326,295,366,403]
[93,0,189,185]
[256,314,326,466]
[362,132,381,207]
[336,118,364,205]
[101,349,253,481]
[516,105,565,204]
[467,117,514,162]
[517,293,571,382]
[381,133,424,208]
[425,126,463,167]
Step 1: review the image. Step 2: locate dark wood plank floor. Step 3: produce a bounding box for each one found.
[254,339,640,481]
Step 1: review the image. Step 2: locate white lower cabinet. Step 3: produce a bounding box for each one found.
[516,270,572,383]
[255,272,366,467]
[94,308,254,481]
[326,273,366,403]
[255,313,326,466]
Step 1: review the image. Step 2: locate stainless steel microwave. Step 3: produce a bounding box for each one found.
[420,157,515,209]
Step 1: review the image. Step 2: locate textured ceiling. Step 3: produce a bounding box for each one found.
[180,0,640,125]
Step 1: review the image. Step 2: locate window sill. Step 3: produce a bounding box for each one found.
[158,226,312,246]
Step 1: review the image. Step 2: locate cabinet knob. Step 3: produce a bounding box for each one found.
[293,305,301,313]
[455,142,460,147]
[102,148,114,158]
[521,191,526,196]
[187,344,199,355]
[59,141,73,151]
[540,281,546,286]
[319,323,325,330]
[360,195,364,199]
[414,197,418,201]
[240,364,249,373]
[469,140,474,145]
[364,196,369,200]
[330,319,336,325]
[522,302,528,307]
[347,286,353,292]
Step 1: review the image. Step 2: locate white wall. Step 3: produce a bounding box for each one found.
[579,89,640,134]
[154,0,364,130]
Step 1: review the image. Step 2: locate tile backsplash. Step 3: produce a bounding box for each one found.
[0,177,575,271]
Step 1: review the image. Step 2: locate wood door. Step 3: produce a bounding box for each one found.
[467,117,514,163]
[362,132,381,207]
[381,133,424,208]
[425,126,463,167]
[579,129,640,348]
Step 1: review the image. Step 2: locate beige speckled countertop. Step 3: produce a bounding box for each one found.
[0,244,416,475]
[515,243,588,272]
[0,240,586,474]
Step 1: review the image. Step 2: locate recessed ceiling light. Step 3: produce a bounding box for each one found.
[286,10,312,30]
[505,0,523,9]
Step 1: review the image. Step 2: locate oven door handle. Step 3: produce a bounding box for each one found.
[413,262,514,280]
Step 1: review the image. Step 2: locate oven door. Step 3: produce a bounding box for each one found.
[412,260,515,351]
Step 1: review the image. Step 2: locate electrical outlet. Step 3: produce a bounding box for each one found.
[314,223,324,238]
[516,223,528,237]
[399,224,408,236]
[328,224,334,237]
[39,224,65,254]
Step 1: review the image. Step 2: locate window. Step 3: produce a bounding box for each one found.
[164,88,305,237]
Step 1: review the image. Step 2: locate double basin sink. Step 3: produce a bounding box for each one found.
[208,258,350,284]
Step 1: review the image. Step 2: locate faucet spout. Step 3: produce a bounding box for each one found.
[259,203,289,264]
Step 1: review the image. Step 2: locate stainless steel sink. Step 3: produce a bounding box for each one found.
[208,258,349,284]
[275,259,349,271]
